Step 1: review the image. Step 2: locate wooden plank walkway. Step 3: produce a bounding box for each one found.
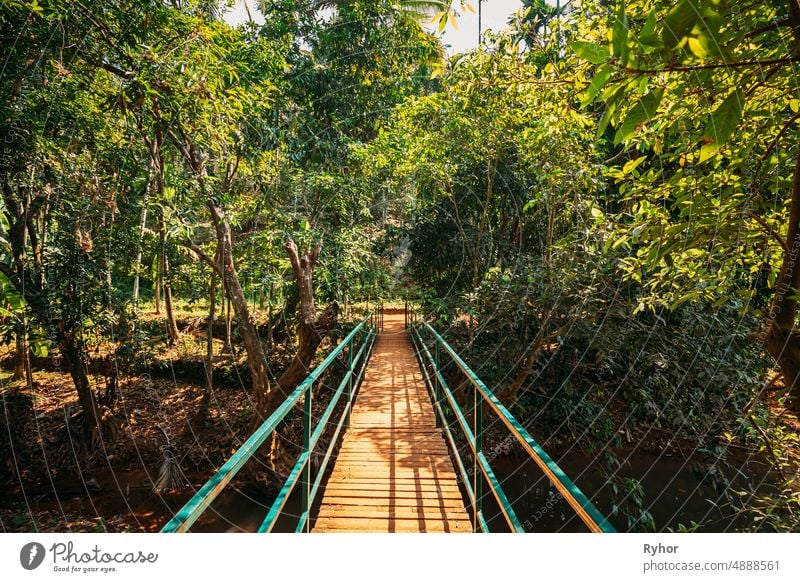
[312,312,472,533]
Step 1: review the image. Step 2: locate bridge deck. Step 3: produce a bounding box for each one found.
[312,312,472,533]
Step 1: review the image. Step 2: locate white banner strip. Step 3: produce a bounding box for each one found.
[1,533,797,581]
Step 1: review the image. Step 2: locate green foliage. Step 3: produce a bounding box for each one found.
[572,0,798,316]
[0,0,797,532]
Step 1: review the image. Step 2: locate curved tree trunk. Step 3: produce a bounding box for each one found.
[160,211,180,345]
[197,267,217,423]
[58,330,103,446]
[149,131,179,344]
[168,128,277,420]
[2,168,105,447]
[13,332,26,380]
[764,151,800,412]
[132,164,150,310]
[276,239,339,394]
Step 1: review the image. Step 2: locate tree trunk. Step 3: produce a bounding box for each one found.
[473,157,496,289]
[500,307,560,405]
[200,269,217,418]
[13,332,26,380]
[170,130,295,478]
[58,331,102,446]
[154,264,162,315]
[502,331,549,405]
[160,212,179,345]
[132,177,149,310]
[764,152,800,412]
[1,178,106,446]
[224,286,233,353]
[212,210,272,414]
[276,239,339,393]
[149,129,179,344]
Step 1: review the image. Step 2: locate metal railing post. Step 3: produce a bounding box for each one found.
[434,340,441,428]
[345,338,354,428]
[301,381,312,533]
[474,385,483,531]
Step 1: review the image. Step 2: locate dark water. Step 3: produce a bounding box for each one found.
[3,448,775,533]
[185,447,774,533]
[483,449,775,533]
[191,482,307,533]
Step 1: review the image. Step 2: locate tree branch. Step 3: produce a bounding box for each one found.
[309,241,322,269]
[748,210,790,253]
[83,56,134,80]
[753,110,800,179]
[165,129,194,169]
[623,57,792,75]
[284,238,303,280]
[746,18,790,38]
[182,237,223,277]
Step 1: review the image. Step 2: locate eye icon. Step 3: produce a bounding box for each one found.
[20,542,46,570]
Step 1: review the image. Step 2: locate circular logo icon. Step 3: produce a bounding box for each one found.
[20,542,46,570]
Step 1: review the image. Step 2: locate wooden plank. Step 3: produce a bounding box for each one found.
[336,450,450,456]
[318,506,469,520]
[330,455,458,464]
[327,469,458,481]
[312,517,472,533]
[328,458,456,468]
[336,449,450,455]
[324,487,463,505]
[338,442,443,448]
[322,482,464,492]
[319,495,467,507]
[325,476,459,486]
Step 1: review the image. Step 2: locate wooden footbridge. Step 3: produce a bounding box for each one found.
[162,308,615,533]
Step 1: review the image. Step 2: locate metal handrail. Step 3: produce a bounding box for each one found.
[409,308,615,533]
[161,314,377,533]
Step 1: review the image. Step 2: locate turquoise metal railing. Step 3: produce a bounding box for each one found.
[408,308,615,533]
[161,313,377,533]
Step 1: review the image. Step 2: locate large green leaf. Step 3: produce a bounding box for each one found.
[612,1,629,67]
[638,10,662,50]
[570,41,610,65]
[614,88,664,144]
[702,88,744,147]
[662,0,699,49]
[582,64,613,107]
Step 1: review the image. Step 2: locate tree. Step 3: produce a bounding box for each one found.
[571,0,800,411]
[0,1,138,445]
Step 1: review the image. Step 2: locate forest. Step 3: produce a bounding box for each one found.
[0,0,799,533]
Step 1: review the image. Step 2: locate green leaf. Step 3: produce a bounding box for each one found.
[622,155,647,175]
[614,88,664,144]
[596,107,613,141]
[612,1,629,67]
[638,10,662,49]
[31,340,48,358]
[696,7,726,57]
[662,0,699,49]
[699,142,719,163]
[687,37,706,58]
[581,64,613,107]
[435,12,448,33]
[570,41,610,65]
[702,89,744,148]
